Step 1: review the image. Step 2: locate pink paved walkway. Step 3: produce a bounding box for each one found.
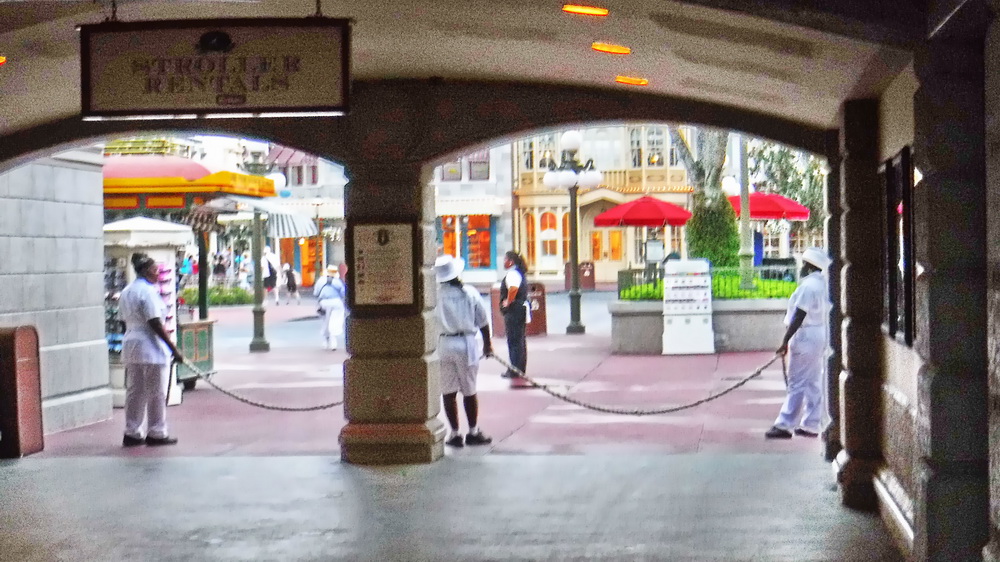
[41,304,822,458]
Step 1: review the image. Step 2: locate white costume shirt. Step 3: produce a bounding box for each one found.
[503,268,523,292]
[437,283,489,366]
[784,271,828,327]
[119,278,169,364]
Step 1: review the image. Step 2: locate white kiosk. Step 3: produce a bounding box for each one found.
[103,217,193,407]
[662,258,716,355]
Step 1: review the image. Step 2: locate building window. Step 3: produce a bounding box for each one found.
[540,212,557,256]
[763,228,781,257]
[609,230,624,261]
[591,232,603,261]
[292,166,304,185]
[629,128,642,168]
[537,134,556,170]
[465,215,492,268]
[522,141,535,170]
[309,165,319,185]
[646,127,665,167]
[441,161,462,181]
[669,145,679,167]
[562,213,570,259]
[882,146,915,346]
[440,215,458,258]
[468,150,490,181]
[670,226,683,254]
[524,213,536,266]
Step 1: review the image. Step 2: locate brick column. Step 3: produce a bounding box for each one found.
[909,36,990,561]
[823,141,844,462]
[338,163,446,464]
[834,99,884,510]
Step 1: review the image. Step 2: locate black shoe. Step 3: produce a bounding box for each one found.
[445,435,464,448]
[794,428,819,438]
[122,435,144,447]
[465,432,493,446]
[764,426,793,439]
[500,371,515,379]
[145,436,179,446]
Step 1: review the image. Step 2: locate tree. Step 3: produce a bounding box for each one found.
[748,142,828,238]
[667,125,739,266]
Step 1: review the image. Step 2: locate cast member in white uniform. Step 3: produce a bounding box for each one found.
[119,253,184,447]
[766,247,831,439]
[314,264,346,350]
[434,255,493,448]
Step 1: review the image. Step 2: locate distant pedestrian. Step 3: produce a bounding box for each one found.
[262,246,281,306]
[314,265,346,350]
[765,247,831,440]
[212,255,227,286]
[283,263,301,304]
[119,253,184,448]
[499,250,529,381]
[435,255,493,448]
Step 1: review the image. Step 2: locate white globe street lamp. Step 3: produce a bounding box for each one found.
[542,130,602,335]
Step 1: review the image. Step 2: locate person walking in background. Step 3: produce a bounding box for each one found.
[212,255,227,286]
[119,253,184,447]
[314,264,346,350]
[499,250,529,381]
[283,263,301,304]
[262,246,281,306]
[434,255,493,448]
[765,247,832,440]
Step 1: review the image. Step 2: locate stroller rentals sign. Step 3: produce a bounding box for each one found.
[80,18,350,120]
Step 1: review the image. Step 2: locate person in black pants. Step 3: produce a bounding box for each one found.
[499,250,528,380]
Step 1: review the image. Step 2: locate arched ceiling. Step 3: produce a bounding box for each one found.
[0,0,916,140]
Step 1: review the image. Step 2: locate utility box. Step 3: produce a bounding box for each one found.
[0,326,44,458]
[662,259,716,355]
[564,262,596,291]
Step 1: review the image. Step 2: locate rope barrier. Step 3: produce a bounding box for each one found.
[488,353,785,416]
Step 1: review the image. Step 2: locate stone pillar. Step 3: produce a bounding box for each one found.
[824,144,843,462]
[834,99,884,510]
[911,37,990,561]
[986,12,1000,562]
[337,163,445,464]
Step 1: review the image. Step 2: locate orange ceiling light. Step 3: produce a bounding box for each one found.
[592,42,631,55]
[562,4,609,16]
[0,56,6,67]
[615,75,649,86]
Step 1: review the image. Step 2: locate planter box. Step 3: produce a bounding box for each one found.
[609,299,788,354]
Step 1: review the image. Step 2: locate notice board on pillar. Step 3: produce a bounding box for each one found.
[80,18,351,120]
[347,220,420,317]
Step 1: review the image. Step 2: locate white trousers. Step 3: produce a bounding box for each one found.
[124,363,169,439]
[320,298,345,349]
[774,326,827,433]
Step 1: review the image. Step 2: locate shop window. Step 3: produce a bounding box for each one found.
[442,161,462,181]
[292,166,303,185]
[609,230,623,261]
[309,165,319,184]
[591,231,603,261]
[540,212,557,257]
[524,213,536,266]
[881,146,915,346]
[562,213,570,259]
[466,215,492,268]
[440,215,458,258]
[670,227,683,254]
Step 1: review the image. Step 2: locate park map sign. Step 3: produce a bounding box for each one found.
[80,18,350,120]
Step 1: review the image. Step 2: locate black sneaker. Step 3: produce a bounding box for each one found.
[794,428,819,438]
[500,371,515,379]
[145,436,179,446]
[445,435,464,448]
[465,432,493,446]
[122,435,144,447]
[764,426,793,439]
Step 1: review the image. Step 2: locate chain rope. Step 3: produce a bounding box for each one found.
[488,353,784,416]
[180,359,344,412]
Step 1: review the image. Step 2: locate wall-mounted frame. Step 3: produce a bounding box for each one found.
[881,145,915,346]
[80,18,351,120]
[346,219,420,317]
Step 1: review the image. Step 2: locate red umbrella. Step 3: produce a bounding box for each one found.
[594,196,692,227]
[727,192,810,221]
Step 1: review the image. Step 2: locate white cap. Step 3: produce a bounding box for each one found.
[434,255,465,283]
[801,247,832,270]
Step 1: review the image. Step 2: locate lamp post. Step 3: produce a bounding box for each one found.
[543,130,603,335]
[312,198,324,283]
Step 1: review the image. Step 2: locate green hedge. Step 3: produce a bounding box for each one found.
[179,286,255,306]
[618,273,796,301]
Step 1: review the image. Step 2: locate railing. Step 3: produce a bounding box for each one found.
[618,265,798,301]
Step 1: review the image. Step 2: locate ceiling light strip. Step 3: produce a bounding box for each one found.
[592,42,631,55]
[562,4,609,16]
[615,76,649,86]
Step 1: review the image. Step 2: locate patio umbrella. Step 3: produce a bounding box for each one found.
[727,192,810,221]
[594,196,692,227]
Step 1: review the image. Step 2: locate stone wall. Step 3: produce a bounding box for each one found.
[0,150,111,433]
